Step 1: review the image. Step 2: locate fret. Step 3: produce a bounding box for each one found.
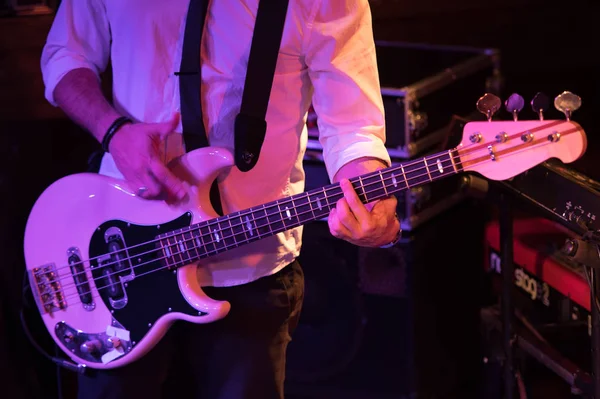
[385,167,408,194]
[449,149,460,173]
[241,212,259,241]
[294,192,314,224]
[379,170,389,196]
[359,173,387,203]
[321,187,330,211]
[253,206,272,237]
[266,202,285,234]
[308,189,329,219]
[218,218,237,249]
[399,164,409,188]
[191,227,205,258]
[230,212,249,245]
[279,199,300,229]
[174,230,192,263]
[180,229,197,261]
[357,176,367,203]
[198,223,217,256]
[167,234,184,267]
[425,153,453,180]
[327,186,344,206]
[423,158,432,181]
[209,222,227,253]
[158,236,176,269]
[180,229,195,260]
[287,197,302,226]
[403,160,430,188]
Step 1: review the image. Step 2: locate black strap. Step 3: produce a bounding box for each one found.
[234,0,290,171]
[178,0,210,152]
[179,0,289,171]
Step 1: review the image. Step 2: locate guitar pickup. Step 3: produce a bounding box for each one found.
[95,227,133,310]
[67,247,95,311]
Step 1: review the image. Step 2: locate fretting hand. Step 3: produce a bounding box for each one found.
[328,178,400,247]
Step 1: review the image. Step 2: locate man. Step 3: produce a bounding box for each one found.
[40,0,400,398]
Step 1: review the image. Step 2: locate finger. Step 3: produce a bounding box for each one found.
[148,159,187,201]
[154,113,180,140]
[375,197,401,242]
[328,208,353,240]
[365,199,381,213]
[131,172,163,199]
[375,196,399,222]
[334,197,360,234]
[339,179,370,222]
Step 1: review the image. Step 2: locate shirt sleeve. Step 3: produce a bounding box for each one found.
[304,0,391,181]
[40,0,111,106]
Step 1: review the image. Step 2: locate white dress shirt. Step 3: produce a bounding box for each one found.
[41,0,391,287]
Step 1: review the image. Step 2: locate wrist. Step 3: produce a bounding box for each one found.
[101,116,132,153]
[379,213,401,248]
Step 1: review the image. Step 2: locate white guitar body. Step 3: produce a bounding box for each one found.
[24,148,235,369]
[24,116,587,369]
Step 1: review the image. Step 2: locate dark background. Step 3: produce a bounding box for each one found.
[1,0,598,398]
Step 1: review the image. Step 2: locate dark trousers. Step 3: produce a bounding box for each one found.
[77,260,304,399]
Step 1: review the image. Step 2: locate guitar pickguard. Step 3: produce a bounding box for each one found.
[61,212,205,364]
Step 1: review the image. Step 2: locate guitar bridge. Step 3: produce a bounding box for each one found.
[30,263,67,314]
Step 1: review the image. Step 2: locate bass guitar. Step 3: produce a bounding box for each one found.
[24,92,587,369]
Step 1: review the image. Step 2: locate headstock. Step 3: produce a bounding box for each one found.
[457,91,587,181]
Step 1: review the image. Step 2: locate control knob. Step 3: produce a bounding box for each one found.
[80,340,102,354]
[107,336,122,349]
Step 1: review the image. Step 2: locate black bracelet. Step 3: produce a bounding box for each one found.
[102,116,132,152]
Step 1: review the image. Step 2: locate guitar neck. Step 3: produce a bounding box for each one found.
[156,148,462,268]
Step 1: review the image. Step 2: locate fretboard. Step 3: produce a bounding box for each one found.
[156,148,462,269]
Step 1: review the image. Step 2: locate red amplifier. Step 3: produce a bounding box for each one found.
[484,217,591,329]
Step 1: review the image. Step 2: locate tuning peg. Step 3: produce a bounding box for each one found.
[531,92,550,120]
[477,93,501,122]
[554,91,581,121]
[505,93,524,121]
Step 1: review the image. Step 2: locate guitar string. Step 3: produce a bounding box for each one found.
[33,120,566,280]
[35,128,573,307]
[36,156,463,306]
[34,148,465,280]
[36,133,564,309]
[34,130,565,303]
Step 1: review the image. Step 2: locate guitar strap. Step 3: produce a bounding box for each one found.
[178,0,210,152]
[233,0,290,172]
[179,0,290,173]
[90,0,289,204]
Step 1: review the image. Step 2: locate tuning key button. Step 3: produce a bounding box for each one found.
[521,132,534,142]
[476,93,501,121]
[554,91,581,121]
[548,131,561,142]
[531,92,550,120]
[505,93,524,121]
[495,132,509,143]
[469,133,482,143]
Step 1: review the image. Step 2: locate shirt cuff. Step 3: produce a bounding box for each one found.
[42,51,101,106]
[323,137,391,182]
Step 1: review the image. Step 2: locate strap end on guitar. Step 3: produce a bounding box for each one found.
[234,112,266,172]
